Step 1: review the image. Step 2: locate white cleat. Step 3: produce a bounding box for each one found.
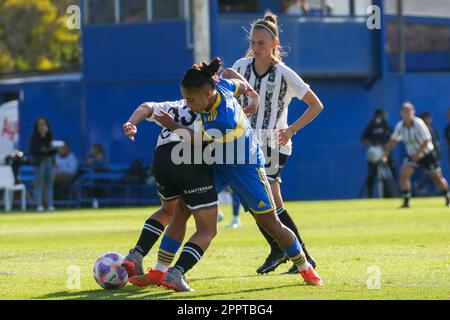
[227,219,242,228]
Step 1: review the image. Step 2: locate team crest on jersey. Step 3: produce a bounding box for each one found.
[266,81,276,94]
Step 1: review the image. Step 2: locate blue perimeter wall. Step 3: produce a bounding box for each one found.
[1,15,450,201]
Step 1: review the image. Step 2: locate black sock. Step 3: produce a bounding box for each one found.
[441,189,450,203]
[277,208,304,245]
[402,190,411,206]
[174,242,204,275]
[134,218,164,257]
[278,207,315,262]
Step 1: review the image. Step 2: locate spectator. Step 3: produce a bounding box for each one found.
[281,0,310,14]
[54,141,78,188]
[361,109,396,198]
[29,117,57,212]
[444,109,450,160]
[84,144,106,170]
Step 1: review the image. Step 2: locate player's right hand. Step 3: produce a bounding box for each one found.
[123,121,137,142]
[381,154,388,163]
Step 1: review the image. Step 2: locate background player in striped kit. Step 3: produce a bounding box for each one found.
[382,102,450,208]
[224,11,324,274]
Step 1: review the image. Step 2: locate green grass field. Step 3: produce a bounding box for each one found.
[0,198,449,300]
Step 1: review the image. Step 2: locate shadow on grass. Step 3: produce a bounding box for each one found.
[36,286,173,300]
[36,276,303,300]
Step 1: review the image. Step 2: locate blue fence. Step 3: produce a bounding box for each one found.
[2,10,450,202]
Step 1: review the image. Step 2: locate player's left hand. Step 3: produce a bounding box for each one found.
[278,128,294,146]
[154,110,176,130]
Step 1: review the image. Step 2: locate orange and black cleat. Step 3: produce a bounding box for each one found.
[299,265,324,286]
[129,269,167,287]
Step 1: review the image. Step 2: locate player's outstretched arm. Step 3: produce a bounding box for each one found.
[154,110,210,145]
[123,102,155,142]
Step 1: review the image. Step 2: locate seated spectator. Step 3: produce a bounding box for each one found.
[54,141,78,188]
[84,144,106,170]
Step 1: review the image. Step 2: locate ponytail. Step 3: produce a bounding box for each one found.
[182,57,223,89]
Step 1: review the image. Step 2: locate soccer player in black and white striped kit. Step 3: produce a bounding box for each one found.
[382,102,450,208]
[223,12,324,274]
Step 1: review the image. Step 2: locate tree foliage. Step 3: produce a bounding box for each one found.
[0,0,81,75]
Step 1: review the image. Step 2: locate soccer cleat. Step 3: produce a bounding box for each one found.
[129,269,167,287]
[256,252,289,274]
[227,218,241,228]
[446,197,449,207]
[122,249,144,277]
[286,264,298,274]
[299,265,324,286]
[36,206,44,212]
[162,267,194,292]
[218,211,224,223]
[400,203,410,209]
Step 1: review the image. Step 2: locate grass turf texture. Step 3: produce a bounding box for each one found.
[0,198,449,300]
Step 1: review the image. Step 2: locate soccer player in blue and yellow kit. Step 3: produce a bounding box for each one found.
[144,58,323,291]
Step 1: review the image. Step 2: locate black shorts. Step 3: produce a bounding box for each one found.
[405,151,441,173]
[152,142,217,212]
[262,147,289,183]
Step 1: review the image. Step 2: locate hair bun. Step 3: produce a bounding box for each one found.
[264,11,278,25]
[201,57,223,76]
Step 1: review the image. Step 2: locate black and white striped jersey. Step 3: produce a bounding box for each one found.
[146,99,198,149]
[391,117,434,157]
[232,57,310,155]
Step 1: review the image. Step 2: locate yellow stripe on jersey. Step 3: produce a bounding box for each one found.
[202,90,221,122]
[257,167,276,209]
[232,80,240,96]
[252,207,275,215]
[200,115,246,143]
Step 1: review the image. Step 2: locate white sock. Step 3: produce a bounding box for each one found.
[155,263,169,272]
[298,260,311,272]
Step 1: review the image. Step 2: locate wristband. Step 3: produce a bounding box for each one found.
[289,126,296,136]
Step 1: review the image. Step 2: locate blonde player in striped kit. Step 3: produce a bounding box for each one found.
[223,11,324,274]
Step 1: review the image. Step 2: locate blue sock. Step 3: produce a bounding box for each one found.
[232,193,241,218]
[156,235,182,272]
[282,239,309,271]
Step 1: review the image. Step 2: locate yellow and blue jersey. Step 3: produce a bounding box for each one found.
[200,78,264,166]
[201,78,275,214]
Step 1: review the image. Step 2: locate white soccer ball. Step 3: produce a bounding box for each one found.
[366,146,384,163]
[93,252,128,290]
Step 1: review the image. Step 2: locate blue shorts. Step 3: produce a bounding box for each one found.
[214,164,275,214]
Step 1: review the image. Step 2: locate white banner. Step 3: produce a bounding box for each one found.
[0,100,19,164]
